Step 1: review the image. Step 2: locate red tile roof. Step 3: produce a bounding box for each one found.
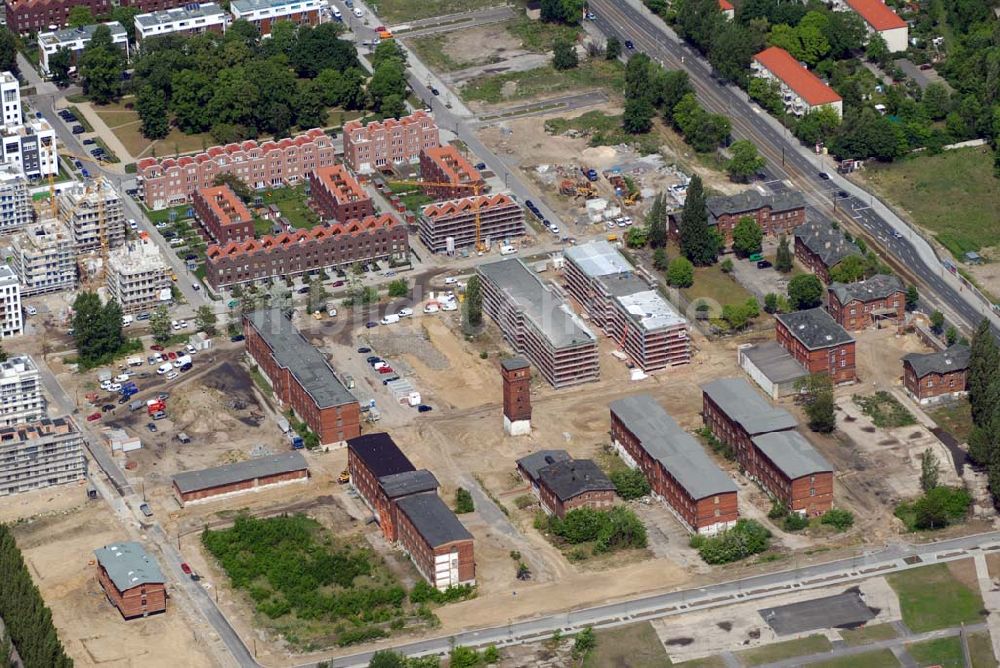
[719,0,734,11]
[206,214,401,259]
[845,0,906,31]
[423,194,515,218]
[753,47,842,107]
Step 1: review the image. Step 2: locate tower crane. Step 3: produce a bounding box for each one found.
[389,179,485,252]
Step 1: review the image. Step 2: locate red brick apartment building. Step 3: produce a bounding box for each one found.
[701,378,833,516]
[191,185,254,246]
[699,190,806,246]
[205,214,407,289]
[229,0,323,36]
[244,309,360,445]
[827,274,905,330]
[610,394,738,535]
[516,450,616,517]
[136,128,336,210]
[794,218,860,284]
[477,258,600,389]
[5,0,182,33]
[775,308,857,384]
[419,146,485,199]
[171,452,308,506]
[343,111,439,174]
[347,432,475,590]
[307,164,375,223]
[94,542,167,619]
[562,240,691,372]
[419,194,525,254]
[903,344,970,404]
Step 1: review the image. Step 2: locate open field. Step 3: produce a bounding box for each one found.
[807,649,901,668]
[93,99,213,160]
[734,634,833,666]
[968,631,998,668]
[858,147,1000,259]
[258,184,320,229]
[838,622,898,647]
[462,59,625,105]
[906,636,965,668]
[582,621,670,668]
[505,15,580,53]
[681,255,757,310]
[371,0,502,23]
[887,562,985,633]
[928,399,974,443]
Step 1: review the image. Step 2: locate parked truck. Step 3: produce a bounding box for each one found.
[582,166,598,182]
[288,431,304,449]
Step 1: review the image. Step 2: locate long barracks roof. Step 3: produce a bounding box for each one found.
[753,46,842,107]
[751,431,832,480]
[172,451,308,494]
[844,0,907,31]
[94,542,165,592]
[610,394,738,500]
[395,493,473,547]
[347,432,415,479]
[775,308,855,350]
[245,309,356,408]
[903,344,971,378]
[379,469,439,499]
[701,378,798,436]
[706,190,805,222]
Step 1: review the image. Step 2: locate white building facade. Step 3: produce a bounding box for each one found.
[134,3,229,44]
[10,220,77,295]
[0,266,22,338]
[0,356,43,426]
[38,23,130,75]
[0,166,33,234]
[106,238,171,314]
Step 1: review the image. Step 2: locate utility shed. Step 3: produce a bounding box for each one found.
[171,451,308,506]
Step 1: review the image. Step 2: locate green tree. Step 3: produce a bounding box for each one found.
[368,650,406,668]
[170,69,213,133]
[49,47,73,87]
[946,325,959,346]
[794,106,842,146]
[195,305,218,335]
[0,28,18,75]
[775,234,793,273]
[290,23,359,77]
[0,344,7,363]
[708,22,760,84]
[749,77,784,115]
[79,25,124,104]
[625,225,648,248]
[368,60,408,114]
[905,284,919,311]
[72,292,125,366]
[799,373,835,433]
[67,4,95,27]
[726,139,766,182]
[678,175,719,266]
[930,310,945,335]
[920,448,940,492]
[731,216,763,257]
[387,279,409,298]
[653,248,669,271]
[921,82,951,121]
[865,33,890,66]
[646,193,667,248]
[371,39,407,70]
[455,488,474,514]
[552,37,578,70]
[606,36,622,60]
[828,255,867,283]
[968,319,1000,426]
[150,305,172,343]
[573,627,597,658]
[136,85,170,140]
[464,275,483,329]
[295,79,329,129]
[667,257,694,288]
[609,468,650,500]
[787,274,824,310]
[111,5,142,42]
[623,96,655,134]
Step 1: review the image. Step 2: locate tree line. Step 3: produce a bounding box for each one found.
[967,320,1000,499]
[0,524,73,668]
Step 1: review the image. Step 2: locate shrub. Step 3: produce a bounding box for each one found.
[667,257,694,288]
[821,509,854,531]
[894,486,972,531]
[547,507,647,554]
[455,488,475,514]
[514,495,535,510]
[410,581,476,604]
[694,520,771,564]
[783,513,809,532]
[573,627,597,658]
[387,279,409,297]
[768,501,789,520]
[609,467,651,500]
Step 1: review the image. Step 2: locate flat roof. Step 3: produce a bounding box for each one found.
[701,378,798,436]
[563,240,633,278]
[172,451,308,494]
[94,541,165,591]
[477,258,596,349]
[742,341,808,385]
[39,22,127,47]
[231,0,319,12]
[610,394,738,500]
[751,430,832,480]
[616,290,687,332]
[246,309,356,408]
[136,2,224,27]
[347,432,415,479]
[395,493,473,547]
[753,46,842,106]
[500,357,530,372]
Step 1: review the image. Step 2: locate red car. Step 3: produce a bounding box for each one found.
[375,25,386,32]
[150,344,164,351]
[86,412,102,422]
[378,366,394,374]
[180,562,192,575]
[167,351,177,360]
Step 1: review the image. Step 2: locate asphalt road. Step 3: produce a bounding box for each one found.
[587,0,1000,340]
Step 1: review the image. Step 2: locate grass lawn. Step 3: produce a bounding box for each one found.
[680,259,756,309]
[408,33,502,72]
[928,400,974,443]
[462,59,625,105]
[887,564,985,633]
[386,181,434,212]
[369,0,502,23]
[907,636,965,668]
[581,622,671,668]
[505,15,580,53]
[146,204,194,225]
[805,649,901,668]
[839,623,898,647]
[258,185,320,229]
[675,657,726,667]
[735,635,833,666]
[545,110,661,155]
[861,147,1000,258]
[967,631,997,668]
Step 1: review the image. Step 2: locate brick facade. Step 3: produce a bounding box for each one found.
[775,314,857,384]
[343,111,439,174]
[5,0,183,33]
[902,345,970,403]
[419,146,485,199]
[96,566,167,619]
[828,290,905,330]
[501,359,531,423]
[191,185,254,246]
[172,468,307,505]
[307,164,374,223]
[396,495,476,589]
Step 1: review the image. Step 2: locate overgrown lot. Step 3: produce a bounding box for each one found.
[461,60,625,105]
[853,391,917,428]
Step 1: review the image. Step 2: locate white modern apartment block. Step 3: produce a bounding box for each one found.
[229,0,324,36]
[10,220,76,295]
[0,266,22,338]
[106,238,171,314]
[1,119,58,179]
[38,23,130,75]
[0,417,86,497]
[834,0,908,53]
[0,165,33,234]
[0,71,22,127]
[135,3,228,44]
[752,46,843,118]
[0,356,43,426]
[58,178,126,252]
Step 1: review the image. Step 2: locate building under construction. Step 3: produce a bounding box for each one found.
[0,417,85,497]
[419,194,524,254]
[418,146,485,200]
[9,219,76,295]
[563,240,690,372]
[58,177,126,253]
[106,237,171,314]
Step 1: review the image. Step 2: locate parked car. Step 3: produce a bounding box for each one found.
[179,362,193,372]
[332,280,346,287]
[365,321,379,328]
[417,404,433,413]
[357,346,371,354]
[139,503,153,517]
[185,344,197,355]
[180,562,192,575]
[136,312,150,321]
[625,40,635,49]
[756,260,773,269]
[71,125,84,134]
[166,351,177,360]
[378,366,394,374]
[382,376,400,385]
[475,162,487,170]
[367,356,381,365]
[101,404,115,412]
[397,307,413,317]
[82,138,95,145]
[158,392,170,401]
[297,286,310,294]
[147,423,157,432]
[165,371,179,380]
[150,344,164,351]
[818,172,830,180]
[373,360,388,370]
[230,334,245,342]
[87,412,102,421]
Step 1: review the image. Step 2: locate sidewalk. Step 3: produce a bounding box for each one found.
[974,554,1000,663]
[66,99,135,168]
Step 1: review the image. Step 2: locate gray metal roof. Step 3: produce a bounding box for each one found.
[477,259,596,349]
[751,430,832,480]
[94,542,165,591]
[829,274,904,305]
[537,459,614,503]
[903,344,971,378]
[794,219,860,268]
[742,341,809,385]
[135,2,225,27]
[395,493,473,547]
[615,290,687,332]
[231,0,311,13]
[501,357,530,372]
[563,240,633,278]
[516,449,571,481]
[348,432,414,478]
[247,309,355,408]
[378,469,439,499]
[701,378,798,435]
[775,308,855,350]
[172,451,307,494]
[609,394,738,500]
[39,22,127,48]
[706,190,805,222]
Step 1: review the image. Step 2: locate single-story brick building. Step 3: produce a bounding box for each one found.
[516,450,615,517]
[172,451,309,506]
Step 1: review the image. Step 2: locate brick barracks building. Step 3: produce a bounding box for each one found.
[307,164,375,223]
[94,542,167,619]
[903,344,970,404]
[347,432,475,590]
[419,146,485,199]
[171,452,308,506]
[701,378,833,516]
[516,450,615,518]
[681,190,807,247]
[775,308,857,384]
[610,394,738,534]
[827,274,906,330]
[794,218,860,284]
[343,111,439,175]
[244,309,360,445]
[191,185,254,246]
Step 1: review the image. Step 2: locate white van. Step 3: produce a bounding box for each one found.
[500,245,517,256]
[352,6,363,17]
[173,354,192,369]
[157,362,173,375]
[122,314,134,327]
[379,314,400,325]
[332,7,342,20]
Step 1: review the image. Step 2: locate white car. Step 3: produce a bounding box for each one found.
[107,382,122,392]
[155,222,167,229]
[178,320,188,329]
[423,303,439,314]
[114,374,130,383]
[25,305,37,316]
[128,218,138,230]
[185,344,197,355]
[327,307,337,318]
[165,371,179,380]
[397,307,413,318]
[169,238,185,246]
[153,352,163,363]
[171,320,180,330]
[441,301,458,312]
[444,277,458,285]
[352,6,363,17]
[100,380,112,390]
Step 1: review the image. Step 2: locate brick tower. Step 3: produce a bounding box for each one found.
[501,358,531,436]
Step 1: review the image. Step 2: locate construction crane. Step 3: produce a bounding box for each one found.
[389,179,486,252]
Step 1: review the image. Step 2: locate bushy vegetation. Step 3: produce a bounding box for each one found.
[853,392,917,428]
[454,488,475,514]
[690,519,772,564]
[72,291,141,369]
[609,468,651,500]
[821,508,855,531]
[894,486,972,531]
[537,507,647,556]
[368,650,441,667]
[408,581,476,605]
